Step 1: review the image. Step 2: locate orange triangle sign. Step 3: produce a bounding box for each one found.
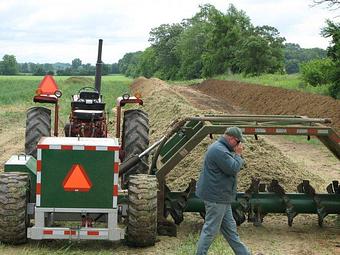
[36,75,59,95]
[62,164,92,192]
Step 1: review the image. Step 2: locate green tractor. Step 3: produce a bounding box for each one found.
[1,40,339,246]
[1,39,155,246]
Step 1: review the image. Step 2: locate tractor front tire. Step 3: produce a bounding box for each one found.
[0,172,29,244]
[25,107,51,158]
[126,174,158,247]
[122,109,149,177]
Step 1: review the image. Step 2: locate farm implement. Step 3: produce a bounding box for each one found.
[1,40,339,246]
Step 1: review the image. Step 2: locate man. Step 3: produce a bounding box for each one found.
[196,127,250,255]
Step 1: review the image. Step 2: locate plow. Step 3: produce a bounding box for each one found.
[0,40,339,246]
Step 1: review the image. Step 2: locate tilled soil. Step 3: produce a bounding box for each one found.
[131,77,330,192]
[193,79,340,133]
[130,77,340,255]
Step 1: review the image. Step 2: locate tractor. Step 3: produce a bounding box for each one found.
[1,40,339,246]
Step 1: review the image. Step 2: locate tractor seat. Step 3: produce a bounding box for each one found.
[73,109,104,120]
[79,91,100,100]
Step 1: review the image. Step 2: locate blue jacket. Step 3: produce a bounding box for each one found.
[196,136,244,204]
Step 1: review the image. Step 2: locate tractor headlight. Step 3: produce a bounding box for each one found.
[54,90,62,98]
[122,93,130,100]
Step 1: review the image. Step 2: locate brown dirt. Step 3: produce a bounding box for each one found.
[131,78,333,192]
[129,77,340,255]
[193,79,340,133]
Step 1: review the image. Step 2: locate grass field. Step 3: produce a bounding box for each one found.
[214,73,331,95]
[0,75,132,130]
[168,73,331,96]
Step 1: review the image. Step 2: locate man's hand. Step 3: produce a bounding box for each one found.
[234,143,243,156]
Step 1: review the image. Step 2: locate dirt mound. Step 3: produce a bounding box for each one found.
[194,79,340,133]
[65,76,94,84]
[130,78,324,192]
[131,77,168,98]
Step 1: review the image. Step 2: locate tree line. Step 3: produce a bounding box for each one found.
[118,4,326,80]
[0,55,119,76]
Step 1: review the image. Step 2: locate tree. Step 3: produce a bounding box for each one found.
[33,65,45,76]
[149,23,184,79]
[300,58,335,86]
[71,58,82,70]
[321,20,340,98]
[201,4,253,77]
[284,43,327,73]
[0,55,18,75]
[137,47,157,78]
[118,51,142,77]
[111,63,119,74]
[236,35,272,75]
[313,0,340,9]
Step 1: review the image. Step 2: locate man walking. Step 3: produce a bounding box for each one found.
[196,127,250,255]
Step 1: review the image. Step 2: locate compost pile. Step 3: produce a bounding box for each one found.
[131,77,324,192]
[194,79,340,133]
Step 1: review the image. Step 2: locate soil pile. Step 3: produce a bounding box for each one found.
[130,78,324,192]
[194,80,340,133]
[65,76,94,84]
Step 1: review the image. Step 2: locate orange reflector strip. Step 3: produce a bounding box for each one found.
[62,164,92,192]
[37,75,59,95]
[113,185,118,196]
[37,144,49,149]
[84,146,96,151]
[64,230,76,235]
[43,230,53,235]
[108,146,120,151]
[37,160,42,171]
[61,145,73,150]
[87,231,99,236]
[36,183,41,195]
[114,163,119,173]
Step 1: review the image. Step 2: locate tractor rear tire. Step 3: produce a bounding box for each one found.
[0,172,29,244]
[25,107,51,158]
[126,174,158,247]
[122,109,149,179]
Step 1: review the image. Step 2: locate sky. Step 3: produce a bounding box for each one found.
[0,0,338,64]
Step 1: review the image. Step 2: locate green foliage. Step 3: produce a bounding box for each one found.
[149,23,184,79]
[137,47,157,78]
[214,73,332,96]
[33,65,46,76]
[284,43,327,74]
[300,58,335,86]
[201,4,253,77]
[118,4,286,80]
[0,55,18,75]
[236,26,284,76]
[71,58,82,69]
[321,20,340,99]
[16,59,119,76]
[0,75,132,125]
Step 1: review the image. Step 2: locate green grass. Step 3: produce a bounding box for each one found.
[213,73,331,96]
[282,135,322,145]
[0,240,121,255]
[174,233,234,255]
[0,75,133,126]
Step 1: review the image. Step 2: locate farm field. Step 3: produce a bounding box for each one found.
[0,75,339,254]
[0,75,131,166]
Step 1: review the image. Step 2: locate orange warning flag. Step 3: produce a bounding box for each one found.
[62,164,92,192]
[36,75,59,95]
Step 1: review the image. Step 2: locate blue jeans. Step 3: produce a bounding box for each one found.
[196,201,250,255]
